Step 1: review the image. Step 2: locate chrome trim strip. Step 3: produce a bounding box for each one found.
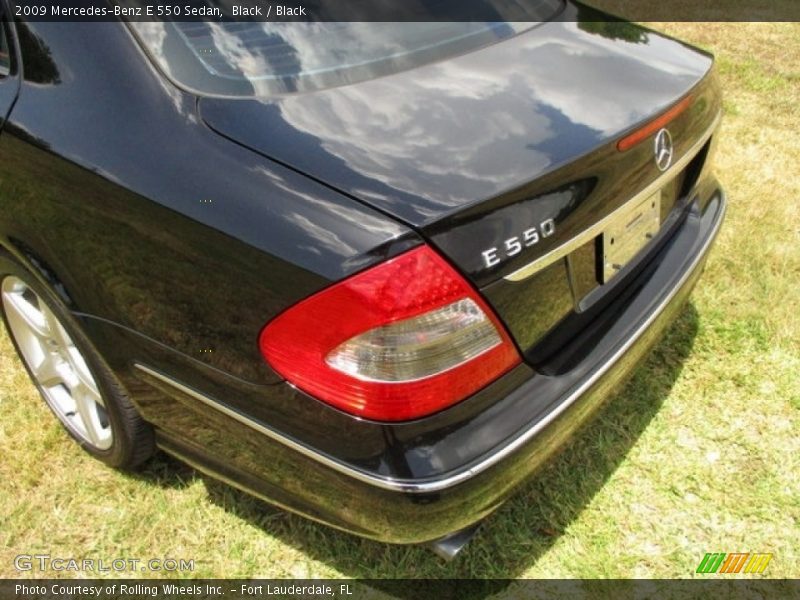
[504,112,722,283]
[134,362,412,491]
[134,187,725,495]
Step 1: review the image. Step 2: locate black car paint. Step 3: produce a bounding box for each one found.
[197,7,720,359]
[0,8,725,544]
[199,12,711,229]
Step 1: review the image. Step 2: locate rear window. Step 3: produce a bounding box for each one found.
[0,22,11,77]
[130,2,562,97]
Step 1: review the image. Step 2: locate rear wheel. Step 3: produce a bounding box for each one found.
[1,260,154,468]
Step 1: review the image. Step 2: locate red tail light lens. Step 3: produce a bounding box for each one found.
[259,245,520,421]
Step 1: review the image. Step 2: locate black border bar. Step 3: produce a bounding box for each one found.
[7,0,800,22]
[3,579,800,600]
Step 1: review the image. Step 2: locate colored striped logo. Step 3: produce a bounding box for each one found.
[696,553,772,574]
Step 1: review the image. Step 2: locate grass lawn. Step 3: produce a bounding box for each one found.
[0,23,798,586]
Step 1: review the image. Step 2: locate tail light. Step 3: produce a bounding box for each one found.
[617,94,693,152]
[259,245,520,421]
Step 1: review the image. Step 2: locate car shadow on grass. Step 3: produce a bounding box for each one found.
[131,451,199,490]
[145,302,699,595]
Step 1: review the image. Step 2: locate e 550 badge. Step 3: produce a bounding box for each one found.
[481,219,556,268]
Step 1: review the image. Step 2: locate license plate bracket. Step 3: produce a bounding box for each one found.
[600,190,661,283]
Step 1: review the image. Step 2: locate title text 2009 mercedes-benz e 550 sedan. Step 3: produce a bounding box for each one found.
[0,1,724,557]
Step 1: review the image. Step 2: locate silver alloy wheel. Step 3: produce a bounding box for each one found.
[1,276,113,450]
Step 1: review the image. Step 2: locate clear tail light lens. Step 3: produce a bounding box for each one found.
[259,245,520,421]
[326,297,504,382]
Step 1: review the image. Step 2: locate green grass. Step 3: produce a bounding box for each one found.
[1,23,799,584]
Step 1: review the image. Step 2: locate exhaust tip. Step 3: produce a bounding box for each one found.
[428,524,480,561]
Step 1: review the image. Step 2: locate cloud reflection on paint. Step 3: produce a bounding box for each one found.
[136,20,712,224]
[258,22,707,220]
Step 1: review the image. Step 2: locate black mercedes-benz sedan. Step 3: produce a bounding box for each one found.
[0,1,725,557]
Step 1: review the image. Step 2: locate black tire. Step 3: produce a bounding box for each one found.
[0,251,155,469]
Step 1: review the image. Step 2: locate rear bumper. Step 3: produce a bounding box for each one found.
[150,188,726,544]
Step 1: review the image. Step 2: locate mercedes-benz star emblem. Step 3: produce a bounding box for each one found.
[654,128,674,172]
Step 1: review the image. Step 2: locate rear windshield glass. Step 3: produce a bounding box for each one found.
[130,2,562,96]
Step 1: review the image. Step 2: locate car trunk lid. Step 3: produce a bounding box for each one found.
[199,16,719,354]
